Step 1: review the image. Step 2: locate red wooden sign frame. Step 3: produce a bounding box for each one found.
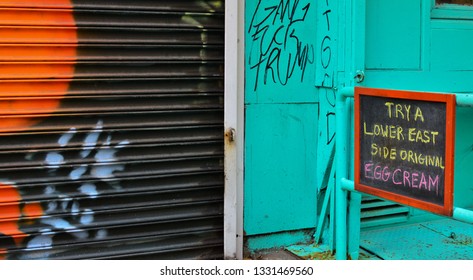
[354,87,456,216]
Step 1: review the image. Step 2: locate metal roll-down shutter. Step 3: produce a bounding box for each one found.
[0,0,224,260]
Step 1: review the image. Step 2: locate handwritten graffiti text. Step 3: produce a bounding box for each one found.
[248,0,315,91]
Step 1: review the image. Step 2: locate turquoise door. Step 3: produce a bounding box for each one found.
[362,0,473,212]
[244,0,320,249]
[353,0,473,259]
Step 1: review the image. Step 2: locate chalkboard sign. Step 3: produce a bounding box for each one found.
[354,87,456,216]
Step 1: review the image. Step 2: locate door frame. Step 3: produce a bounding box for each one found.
[224,0,245,260]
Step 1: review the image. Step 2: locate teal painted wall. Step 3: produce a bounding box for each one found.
[453,106,473,209]
[244,0,319,237]
[245,104,318,235]
[243,0,473,253]
[365,0,422,70]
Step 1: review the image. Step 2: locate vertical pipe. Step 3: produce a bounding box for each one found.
[347,96,362,260]
[335,87,354,259]
[348,192,362,259]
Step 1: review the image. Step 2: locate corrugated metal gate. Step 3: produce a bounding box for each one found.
[0,0,225,260]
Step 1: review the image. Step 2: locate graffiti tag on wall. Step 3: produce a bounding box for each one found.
[316,0,337,191]
[0,121,129,259]
[315,0,335,88]
[247,0,315,91]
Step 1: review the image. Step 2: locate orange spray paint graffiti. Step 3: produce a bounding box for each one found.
[0,0,77,258]
[0,0,74,8]
[0,183,43,245]
[0,0,76,132]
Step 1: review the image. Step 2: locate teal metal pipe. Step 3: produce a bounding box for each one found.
[335,87,354,260]
[342,179,473,225]
[452,94,473,223]
[341,178,355,191]
[456,94,473,107]
[453,207,473,224]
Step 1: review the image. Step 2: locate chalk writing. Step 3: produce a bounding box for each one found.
[369,143,445,169]
[355,88,455,214]
[248,0,315,91]
[361,99,444,170]
[359,95,446,187]
[384,102,425,122]
[363,162,440,195]
[363,123,440,144]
